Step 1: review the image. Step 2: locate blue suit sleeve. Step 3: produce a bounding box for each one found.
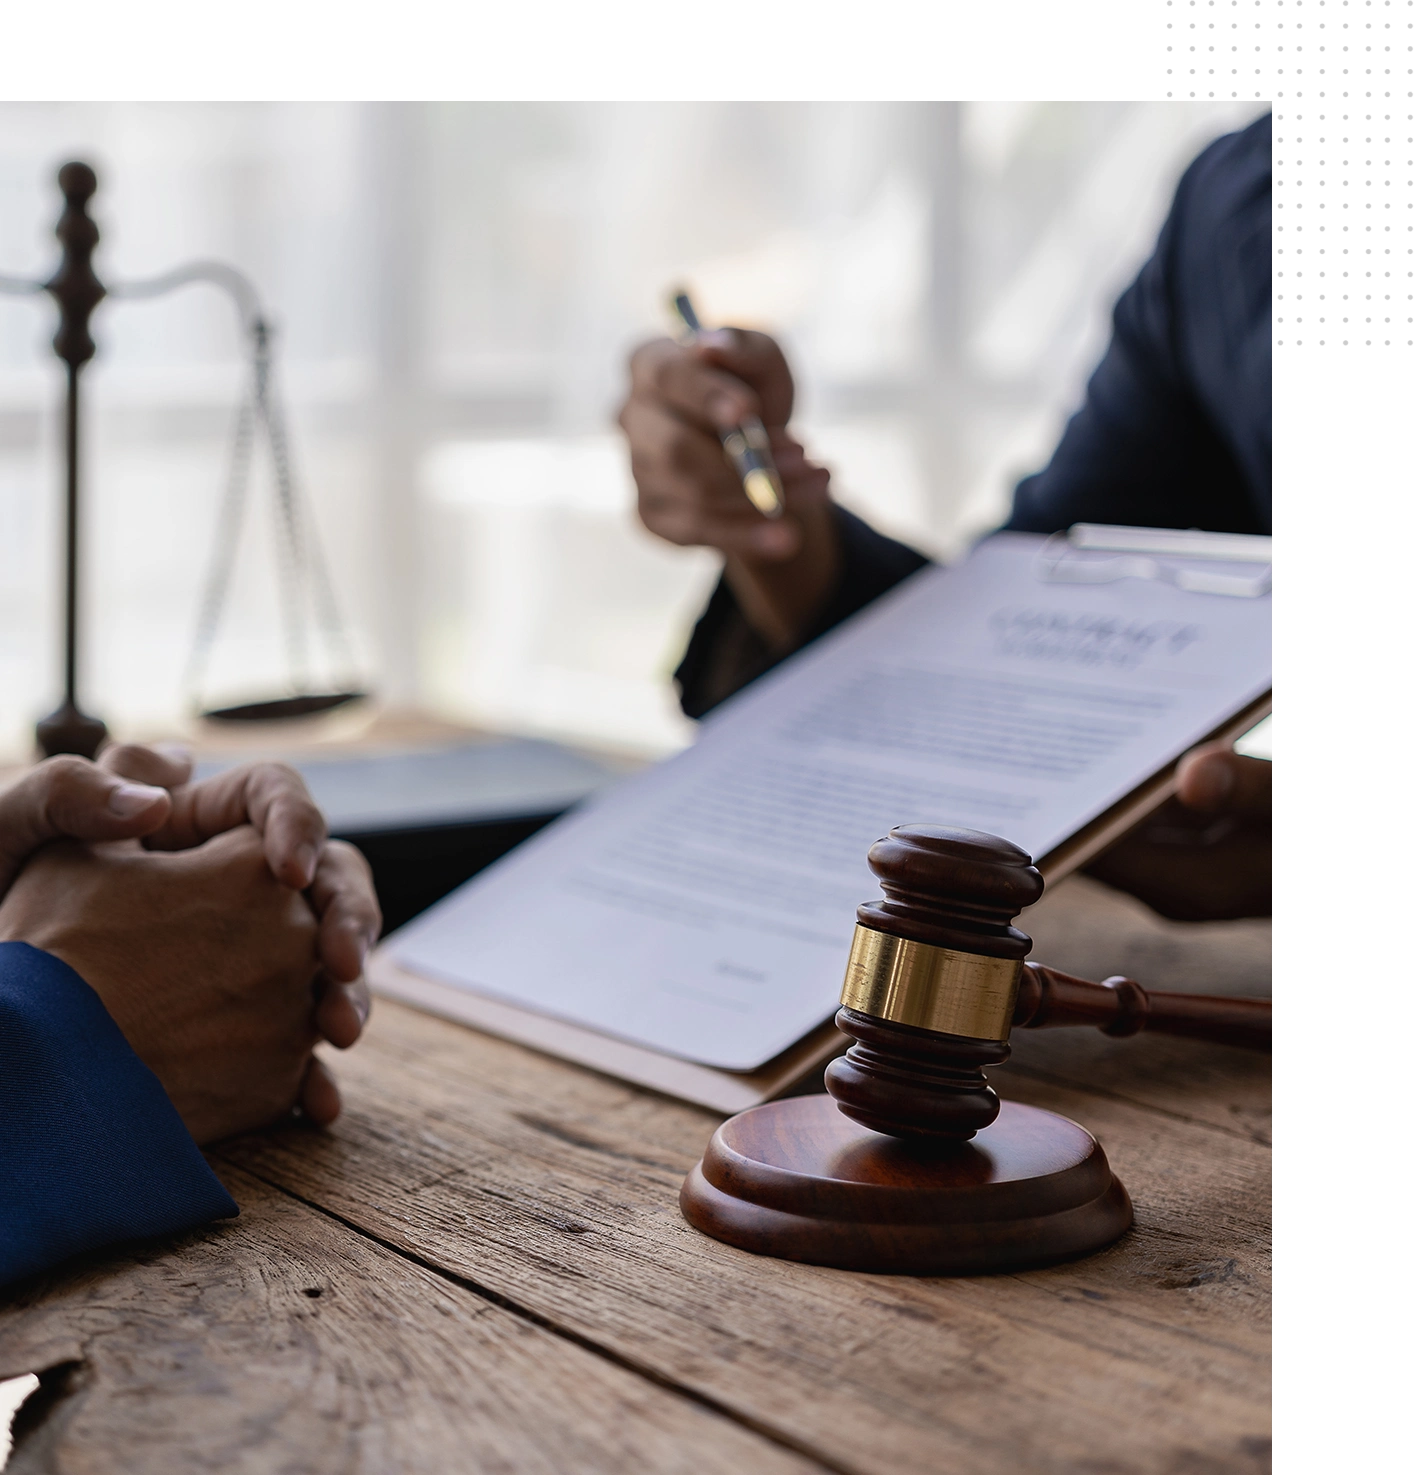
[0,941,238,1287]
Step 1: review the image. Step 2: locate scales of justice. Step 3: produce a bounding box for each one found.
[1,162,365,758]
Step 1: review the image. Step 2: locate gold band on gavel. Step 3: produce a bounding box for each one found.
[838,926,1024,1043]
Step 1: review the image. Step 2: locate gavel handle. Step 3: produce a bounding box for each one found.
[1013,962,1271,1052]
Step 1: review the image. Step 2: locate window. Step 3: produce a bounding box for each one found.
[0,101,1264,759]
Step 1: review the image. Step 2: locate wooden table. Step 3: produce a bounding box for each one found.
[0,876,1270,1474]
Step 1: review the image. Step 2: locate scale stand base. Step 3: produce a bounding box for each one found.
[680,1095,1132,1275]
[36,701,108,760]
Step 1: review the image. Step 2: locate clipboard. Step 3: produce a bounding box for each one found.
[367,528,1273,1109]
[370,689,1270,1113]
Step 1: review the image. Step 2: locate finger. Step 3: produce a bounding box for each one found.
[642,478,808,557]
[145,762,327,889]
[628,337,764,432]
[623,398,829,541]
[1175,745,1273,817]
[741,519,805,560]
[316,975,371,1049]
[307,841,381,983]
[298,1054,342,1127]
[692,328,796,427]
[622,398,743,495]
[768,439,832,497]
[630,428,821,564]
[98,741,194,789]
[628,405,826,508]
[648,503,805,562]
[623,396,813,493]
[0,756,171,894]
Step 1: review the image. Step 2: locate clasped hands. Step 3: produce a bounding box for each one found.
[0,745,380,1145]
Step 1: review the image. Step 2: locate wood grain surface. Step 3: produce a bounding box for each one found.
[0,1169,822,1475]
[216,1003,1270,1474]
[0,875,1271,1474]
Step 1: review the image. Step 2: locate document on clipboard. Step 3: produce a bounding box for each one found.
[371,529,1271,1111]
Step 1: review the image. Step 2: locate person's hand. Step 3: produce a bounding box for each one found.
[1084,743,1272,921]
[619,328,839,650]
[0,751,177,897]
[1174,742,1272,820]
[98,745,379,1051]
[0,828,334,1145]
[0,748,379,1053]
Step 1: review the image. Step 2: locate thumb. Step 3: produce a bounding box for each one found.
[0,756,172,895]
[1175,745,1272,818]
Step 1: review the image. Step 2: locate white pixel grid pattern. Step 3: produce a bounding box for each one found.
[1165,0,1413,346]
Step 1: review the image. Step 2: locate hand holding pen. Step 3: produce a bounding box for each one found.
[618,308,841,651]
[668,291,785,520]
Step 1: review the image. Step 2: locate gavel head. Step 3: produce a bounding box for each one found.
[823,825,1044,1142]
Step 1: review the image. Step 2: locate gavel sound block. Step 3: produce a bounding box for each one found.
[680,825,1271,1275]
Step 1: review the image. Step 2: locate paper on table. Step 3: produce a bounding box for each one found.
[390,532,1271,1072]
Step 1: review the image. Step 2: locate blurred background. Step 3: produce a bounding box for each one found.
[0,101,1266,763]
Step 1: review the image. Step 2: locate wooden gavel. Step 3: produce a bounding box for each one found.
[681,822,1267,1271]
[1013,961,1268,1047]
[823,823,1271,1141]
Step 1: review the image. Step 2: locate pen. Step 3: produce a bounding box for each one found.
[668,289,785,520]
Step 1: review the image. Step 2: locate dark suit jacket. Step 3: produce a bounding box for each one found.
[676,113,1271,719]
